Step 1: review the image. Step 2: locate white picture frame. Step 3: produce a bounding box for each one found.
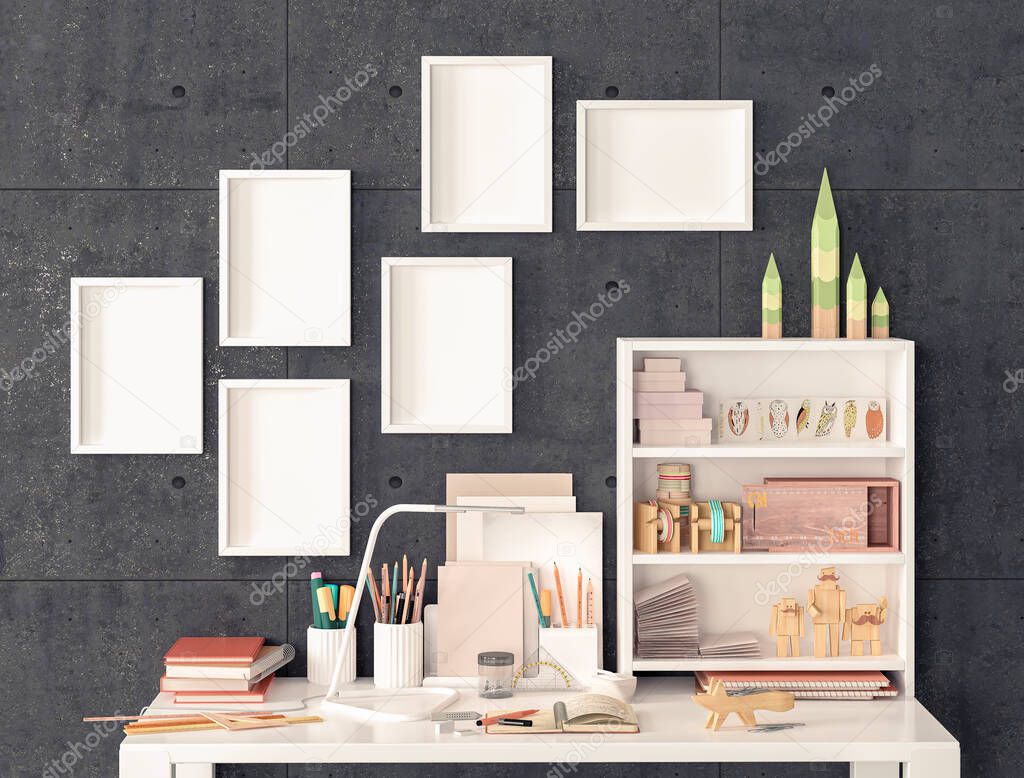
[422,56,552,233]
[576,100,753,231]
[381,257,513,433]
[219,169,351,346]
[70,277,203,454]
[218,379,350,556]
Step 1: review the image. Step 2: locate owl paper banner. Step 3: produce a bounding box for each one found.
[719,398,886,443]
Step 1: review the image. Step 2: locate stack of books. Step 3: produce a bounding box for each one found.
[633,358,712,446]
[633,573,699,659]
[160,637,295,704]
[694,670,898,700]
[698,632,762,659]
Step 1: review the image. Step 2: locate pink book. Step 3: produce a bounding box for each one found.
[638,418,712,432]
[635,390,703,405]
[638,429,712,446]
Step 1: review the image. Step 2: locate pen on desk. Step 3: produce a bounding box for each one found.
[497,718,533,727]
[577,567,583,628]
[553,562,569,627]
[475,709,539,727]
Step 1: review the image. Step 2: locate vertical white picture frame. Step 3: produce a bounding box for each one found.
[422,56,552,232]
[218,379,350,556]
[577,100,753,231]
[381,257,513,433]
[70,277,203,454]
[219,169,351,346]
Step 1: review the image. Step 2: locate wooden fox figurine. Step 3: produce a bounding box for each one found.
[692,679,795,731]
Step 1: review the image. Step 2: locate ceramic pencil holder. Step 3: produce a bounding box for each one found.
[306,626,356,687]
[373,621,423,689]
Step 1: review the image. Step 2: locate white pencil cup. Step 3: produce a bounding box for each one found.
[306,626,356,687]
[373,621,423,689]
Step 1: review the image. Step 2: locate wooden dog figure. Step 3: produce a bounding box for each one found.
[692,679,795,730]
[843,596,888,656]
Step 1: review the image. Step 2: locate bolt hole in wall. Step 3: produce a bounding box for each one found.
[171,476,186,489]
[389,475,403,488]
[821,85,835,98]
[605,476,616,488]
[389,85,403,97]
[606,280,620,292]
[171,84,186,98]
[605,85,619,98]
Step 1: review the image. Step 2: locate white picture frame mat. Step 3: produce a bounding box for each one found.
[219,379,350,555]
[70,278,202,454]
[382,258,512,433]
[577,100,753,230]
[453,511,602,630]
[220,170,351,346]
[423,56,552,232]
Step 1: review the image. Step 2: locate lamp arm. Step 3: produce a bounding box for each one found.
[324,504,444,699]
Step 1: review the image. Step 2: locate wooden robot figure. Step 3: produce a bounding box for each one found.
[807,566,846,658]
[769,597,805,657]
[843,597,888,656]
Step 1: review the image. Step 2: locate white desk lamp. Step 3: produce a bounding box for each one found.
[321,503,524,720]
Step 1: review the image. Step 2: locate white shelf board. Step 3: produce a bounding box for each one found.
[633,552,905,566]
[633,655,906,672]
[632,444,906,459]
[622,337,911,352]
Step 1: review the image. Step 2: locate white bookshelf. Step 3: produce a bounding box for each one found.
[616,338,915,694]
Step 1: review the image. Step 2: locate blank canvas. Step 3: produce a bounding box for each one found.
[381,258,512,433]
[219,379,350,556]
[70,278,202,454]
[577,100,753,230]
[422,56,552,232]
[219,170,351,346]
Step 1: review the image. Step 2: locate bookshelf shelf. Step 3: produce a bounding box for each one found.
[632,445,906,459]
[632,655,906,673]
[632,552,906,566]
[617,337,915,695]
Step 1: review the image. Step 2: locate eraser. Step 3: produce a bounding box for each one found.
[453,728,479,737]
[434,720,454,735]
[311,572,323,579]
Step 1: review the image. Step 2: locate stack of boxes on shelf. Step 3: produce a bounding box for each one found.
[633,358,711,446]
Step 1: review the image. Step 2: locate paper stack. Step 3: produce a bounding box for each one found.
[698,632,762,659]
[633,358,712,446]
[633,574,699,659]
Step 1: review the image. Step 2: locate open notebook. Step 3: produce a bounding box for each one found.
[485,693,639,734]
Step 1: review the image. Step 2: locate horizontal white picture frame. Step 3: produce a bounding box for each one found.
[381,257,513,433]
[577,100,753,231]
[219,169,351,346]
[70,278,203,454]
[422,56,552,233]
[219,379,350,556]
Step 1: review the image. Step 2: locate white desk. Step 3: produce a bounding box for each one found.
[119,677,959,777]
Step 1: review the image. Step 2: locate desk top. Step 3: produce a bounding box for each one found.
[121,677,957,765]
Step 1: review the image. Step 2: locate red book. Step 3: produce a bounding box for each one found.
[172,675,274,704]
[164,637,265,666]
[159,675,257,693]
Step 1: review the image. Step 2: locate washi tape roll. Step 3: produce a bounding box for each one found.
[709,499,725,544]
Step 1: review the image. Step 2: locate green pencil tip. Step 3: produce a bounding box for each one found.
[873,287,888,304]
[849,253,865,279]
[765,253,779,276]
[815,168,836,219]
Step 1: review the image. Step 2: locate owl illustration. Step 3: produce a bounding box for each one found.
[796,400,811,436]
[843,400,857,438]
[865,400,884,440]
[728,402,749,437]
[815,401,838,437]
[769,400,789,438]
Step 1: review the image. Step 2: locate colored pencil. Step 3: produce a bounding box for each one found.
[577,568,583,628]
[586,578,594,627]
[553,562,569,627]
[390,562,399,624]
[366,571,382,623]
[412,558,427,623]
[475,709,539,727]
[401,569,413,624]
[526,572,545,627]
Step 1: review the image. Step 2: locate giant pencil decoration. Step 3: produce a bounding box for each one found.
[871,288,890,338]
[846,253,867,339]
[761,253,782,339]
[810,168,840,338]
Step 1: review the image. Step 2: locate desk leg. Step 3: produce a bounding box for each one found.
[903,747,961,778]
[119,748,171,778]
[850,764,898,778]
[175,765,215,778]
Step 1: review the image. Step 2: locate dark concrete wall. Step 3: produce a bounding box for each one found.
[1,1,1021,776]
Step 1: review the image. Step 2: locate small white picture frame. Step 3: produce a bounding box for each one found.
[576,100,753,231]
[70,278,203,454]
[381,257,513,433]
[219,169,351,346]
[422,56,552,233]
[218,379,351,556]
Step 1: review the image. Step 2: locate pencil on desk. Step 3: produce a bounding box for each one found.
[390,562,399,624]
[366,571,382,623]
[382,563,390,623]
[401,569,413,624]
[577,568,583,628]
[586,578,594,627]
[412,558,427,622]
[403,554,408,596]
[553,562,569,627]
